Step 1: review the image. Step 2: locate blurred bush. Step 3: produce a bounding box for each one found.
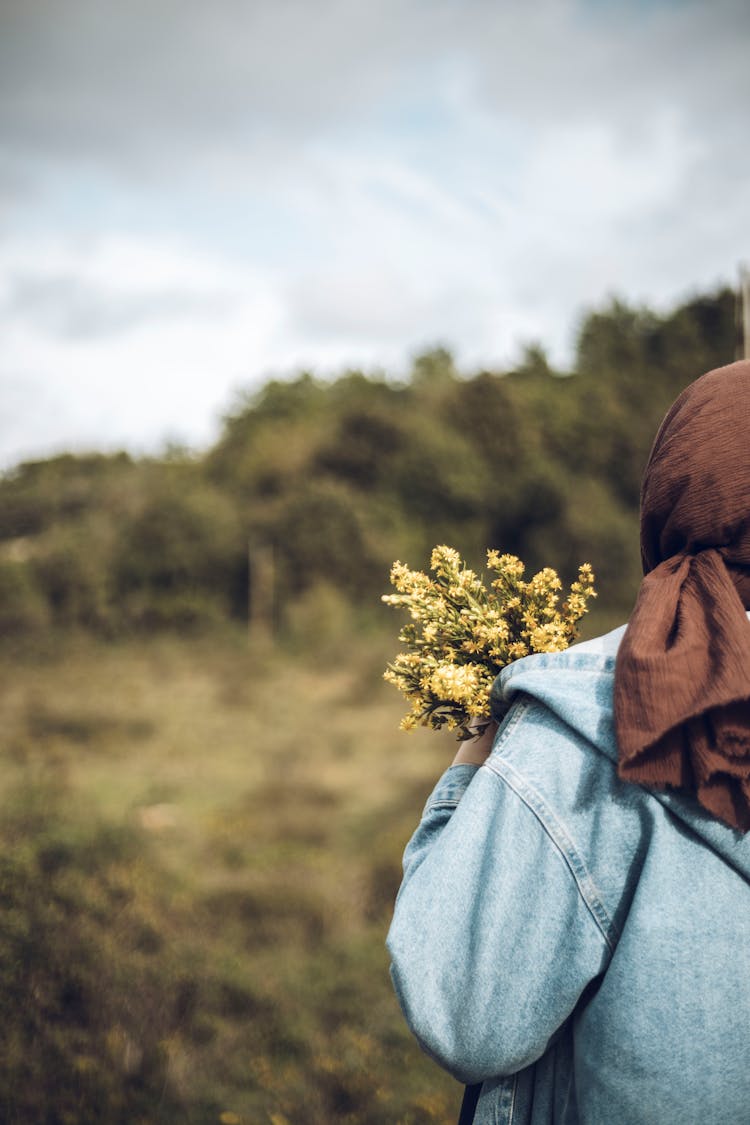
[0,286,738,637]
[112,482,245,630]
[0,775,184,1123]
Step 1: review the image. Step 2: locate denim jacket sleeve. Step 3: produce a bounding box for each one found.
[386,715,612,1086]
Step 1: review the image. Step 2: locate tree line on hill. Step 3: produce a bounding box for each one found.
[0,287,741,637]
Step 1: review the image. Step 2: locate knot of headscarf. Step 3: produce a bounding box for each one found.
[614,359,750,831]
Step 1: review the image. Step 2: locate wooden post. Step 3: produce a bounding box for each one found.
[248,541,275,643]
[741,263,750,361]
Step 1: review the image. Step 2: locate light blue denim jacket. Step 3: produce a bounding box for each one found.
[387,626,750,1124]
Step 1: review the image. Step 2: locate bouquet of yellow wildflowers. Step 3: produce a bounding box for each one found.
[383,546,596,740]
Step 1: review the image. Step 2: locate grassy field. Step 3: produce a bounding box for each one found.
[0,623,468,1124]
[0,602,623,1124]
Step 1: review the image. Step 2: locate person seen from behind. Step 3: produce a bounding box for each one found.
[387,359,750,1124]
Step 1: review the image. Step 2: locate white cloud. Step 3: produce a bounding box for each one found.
[0,235,286,465]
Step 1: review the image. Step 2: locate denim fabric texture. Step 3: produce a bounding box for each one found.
[387,626,750,1124]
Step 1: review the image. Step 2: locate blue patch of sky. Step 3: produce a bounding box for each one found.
[329,86,525,200]
[370,96,453,140]
[6,161,323,269]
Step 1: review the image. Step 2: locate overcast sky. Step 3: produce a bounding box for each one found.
[1,0,748,468]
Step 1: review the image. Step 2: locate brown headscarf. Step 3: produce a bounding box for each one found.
[614,359,750,831]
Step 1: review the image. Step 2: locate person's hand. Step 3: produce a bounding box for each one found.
[452,717,498,766]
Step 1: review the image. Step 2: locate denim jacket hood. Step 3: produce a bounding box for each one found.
[493,631,750,881]
[388,625,750,1124]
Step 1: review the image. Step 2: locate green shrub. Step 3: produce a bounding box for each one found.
[0,789,183,1123]
[113,485,245,629]
[30,525,112,631]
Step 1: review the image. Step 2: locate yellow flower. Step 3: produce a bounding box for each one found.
[383,545,596,739]
[429,663,481,704]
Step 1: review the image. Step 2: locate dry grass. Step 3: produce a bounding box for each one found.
[0,627,465,1124]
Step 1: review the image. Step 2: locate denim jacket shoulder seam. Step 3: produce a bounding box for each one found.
[485,755,619,953]
[492,696,532,751]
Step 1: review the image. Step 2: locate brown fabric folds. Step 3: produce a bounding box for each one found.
[614,360,750,831]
